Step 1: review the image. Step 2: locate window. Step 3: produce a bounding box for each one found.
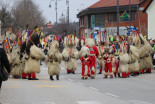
[84,15,88,28]
[108,13,117,22]
[96,14,106,27]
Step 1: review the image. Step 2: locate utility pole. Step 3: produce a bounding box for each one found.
[129,0,131,28]
[66,0,70,34]
[0,20,1,39]
[117,0,119,35]
[49,0,58,24]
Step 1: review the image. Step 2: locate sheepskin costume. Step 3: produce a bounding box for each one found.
[128,45,140,76]
[24,45,45,74]
[62,37,79,74]
[133,34,154,73]
[11,47,22,78]
[79,46,91,79]
[118,42,130,78]
[46,40,62,80]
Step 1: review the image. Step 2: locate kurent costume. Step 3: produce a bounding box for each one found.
[118,42,130,78]
[85,38,99,79]
[128,45,140,76]
[46,40,62,80]
[133,34,154,74]
[11,47,22,79]
[62,35,79,74]
[80,46,91,79]
[24,45,45,80]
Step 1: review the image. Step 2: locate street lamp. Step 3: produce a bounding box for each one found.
[49,0,61,24]
[117,0,119,35]
[129,0,131,28]
[61,10,67,16]
[0,20,2,39]
[66,0,70,34]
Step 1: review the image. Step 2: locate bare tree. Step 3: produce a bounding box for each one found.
[11,0,45,29]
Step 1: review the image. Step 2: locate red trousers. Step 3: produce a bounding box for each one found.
[99,67,102,72]
[22,73,27,78]
[89,56,96,75]
[81,63,90,77]
[114,62,120,77]
[104,62,113,77]
[28,73,36,78]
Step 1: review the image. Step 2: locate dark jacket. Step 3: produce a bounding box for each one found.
[0,47,11,74]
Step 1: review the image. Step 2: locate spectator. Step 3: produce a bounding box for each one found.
[0,42,11,90]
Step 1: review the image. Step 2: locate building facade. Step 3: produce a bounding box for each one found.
[77,0,151,38]
[145,0,155,39]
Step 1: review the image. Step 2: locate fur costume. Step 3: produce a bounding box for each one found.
[62,46,79,72]
[97,45,105,74]
[79,46,91,79]
[24,45,44,74]
[133,34,154,73]
[128,45,140,73]
[46,40,62,80]
[118,43,129,78]
[85,38,99,78]
[11,47,22,78]
[62,37,79,73]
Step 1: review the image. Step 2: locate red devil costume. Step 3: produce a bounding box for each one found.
[80,55,91,79]
[103,52,113,78]
[86,45,99,78]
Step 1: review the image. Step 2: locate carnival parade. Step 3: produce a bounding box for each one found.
[1,0,155,103]
[0,26,154,80]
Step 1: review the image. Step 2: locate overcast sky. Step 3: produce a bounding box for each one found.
[1,0,99,23]
[34,0,99,23]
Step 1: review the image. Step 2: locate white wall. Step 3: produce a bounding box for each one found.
[146,1,155,39]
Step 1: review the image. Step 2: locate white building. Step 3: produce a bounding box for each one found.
[146,0,155,39]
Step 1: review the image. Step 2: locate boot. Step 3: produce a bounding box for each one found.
[81,77,84,80]
[140,69,144,74]
[98,72,102,74]
[145,68,151,73]
[122,73,127,78]
[114,73,117,78]
[50,76,54,80]
[22,77,28,79]
[28,78,31,80]
[56,75,59,80]
[104,75,108,79]
[72,70,75,74]
[110,75,113,79]
[118,73,120,78]
[85,77,88,79]
[31,78,39,80]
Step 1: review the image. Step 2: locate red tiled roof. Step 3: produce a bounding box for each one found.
[88,0,144,8]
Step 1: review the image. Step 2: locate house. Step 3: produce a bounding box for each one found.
[144,0,154,39]
[77,0,152,38]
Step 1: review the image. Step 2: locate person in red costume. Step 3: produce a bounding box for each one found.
[85,38,99,79]
[80,46,92,79]
[103,48,113,78]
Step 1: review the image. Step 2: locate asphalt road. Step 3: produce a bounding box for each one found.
[0,61,155,104]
